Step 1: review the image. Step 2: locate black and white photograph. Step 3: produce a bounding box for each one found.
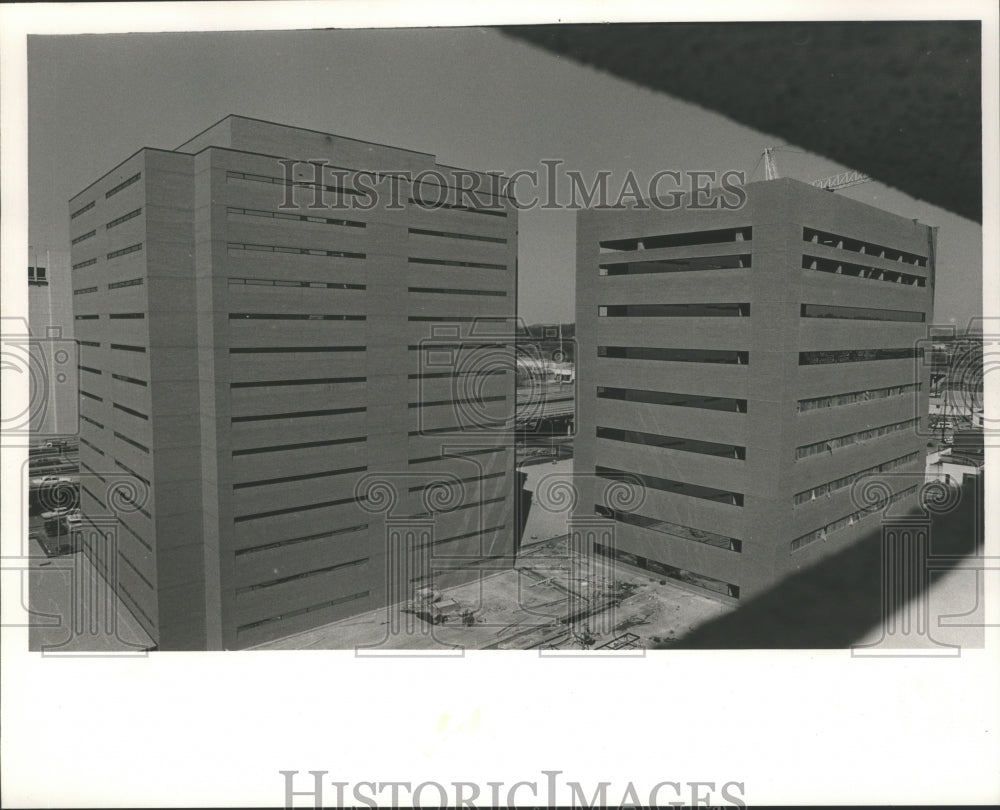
[2,2,997,806]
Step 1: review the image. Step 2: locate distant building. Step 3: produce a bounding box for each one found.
[576,178,935,601]
[70,115,518,649]
[926,449,982,487]
[28,250,77,437]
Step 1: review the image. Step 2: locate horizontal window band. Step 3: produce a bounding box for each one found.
[595,504,742,552]
[793,452,920,505]
[226,206,365,229]
[112,402,149,421]
[594,541,740,599]
[597,386,746,413]
[237,556,369,594]
[108,277,144,289]
[71,201,95,219]
[105,172,141,198]
[409,446,507,465]
[236,590,370,634]
[408,396,507,408]
[803,254,926,287]
[799,347,923,365]
[229,313,365,321]
[228,276,365,290]
[803,226,927,266]
[227,242,365,259]
[106,208,142,229]
[409,257,507,271]
[113,430,149,453]
[230,376,365,389]
[225,169,364,197]
[412,524,507,550]
[599,303,749,317]
[233,436,366,456]
[600,226,752,252]
[113,457,150,487]
[408,227,507,245]
[408,316,511,323]
[599,346,748,364]
[596,465,744,506]
[234,464,367,490]
[119,550,155,591]
[79,460,106,481]
[409,370,508,380]
[409,286,507,297]
[600,254,751,276]
[236,523,369,556]
[81,483,106,508]
[117,515,152,552]
[597,426,746,459]
[116,583,156,629]
[406,495,507,520]
[408,196,508,217]
[107,243,143,260]
[79,437,105,455]
[408,343,509,350]
[797,383,920,412]
[111,372,147,387]
[230,346,365,354]
[407,470,507,492]
[796,418,920,459]
[791,486,919,551]
[232,406,366,423]
[801,303,925,323]
[233,495,367,523]
[409,421,507,435]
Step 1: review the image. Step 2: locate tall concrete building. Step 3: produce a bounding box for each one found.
[69,115,518,649]
[576,178,934,602]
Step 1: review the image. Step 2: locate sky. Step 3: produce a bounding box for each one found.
[27,26,983,328]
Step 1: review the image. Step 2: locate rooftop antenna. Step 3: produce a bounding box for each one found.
[762,147,780,180]
[763,146,872,192]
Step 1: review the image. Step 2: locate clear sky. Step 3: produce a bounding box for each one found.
[28,27,983,328]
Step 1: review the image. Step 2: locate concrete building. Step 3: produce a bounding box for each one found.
[69,115,518,649]
[576,178,935,602]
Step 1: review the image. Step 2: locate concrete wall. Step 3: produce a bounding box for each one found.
[576,178,934,601]
[71,116,519,649]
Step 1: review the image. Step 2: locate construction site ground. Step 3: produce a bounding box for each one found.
[254,535,732,651]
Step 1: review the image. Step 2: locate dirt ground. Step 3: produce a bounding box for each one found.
[255,535,732,651]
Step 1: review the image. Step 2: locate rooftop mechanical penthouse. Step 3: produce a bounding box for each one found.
[575,178,935,602]
[69,115,518,649]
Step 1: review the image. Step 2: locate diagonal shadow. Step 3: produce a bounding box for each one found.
[661,476,983,649]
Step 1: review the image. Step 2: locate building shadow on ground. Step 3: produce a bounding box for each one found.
[659,477,984,649]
